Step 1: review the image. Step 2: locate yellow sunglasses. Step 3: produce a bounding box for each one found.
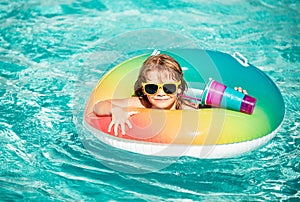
[142,81,181,95]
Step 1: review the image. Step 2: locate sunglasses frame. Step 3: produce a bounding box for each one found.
[142,81,181,96]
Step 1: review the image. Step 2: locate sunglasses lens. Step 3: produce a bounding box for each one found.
[144,84,158,94]
[163,84,177,94]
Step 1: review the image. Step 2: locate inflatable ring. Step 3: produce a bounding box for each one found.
[84,49,285,158]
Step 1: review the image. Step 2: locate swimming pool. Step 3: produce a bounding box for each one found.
[1,0,299,201]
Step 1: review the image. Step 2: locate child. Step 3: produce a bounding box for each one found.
[93,53,198,135]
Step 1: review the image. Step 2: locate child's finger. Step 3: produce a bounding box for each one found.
[114,123,119,136]
[108,121,114,133]
[128,111,138,116]
[121,123,126,135]
[126,120,133,129]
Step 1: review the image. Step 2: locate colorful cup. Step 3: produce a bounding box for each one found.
[201,80,256,114]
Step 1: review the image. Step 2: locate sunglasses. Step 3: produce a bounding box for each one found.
[142,81,181,95]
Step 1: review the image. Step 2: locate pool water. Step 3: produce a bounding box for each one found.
[1,0,299,201]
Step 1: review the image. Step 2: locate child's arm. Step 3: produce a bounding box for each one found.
[93,97,141,135]
[93,100,113,116]
[182,99,200,109]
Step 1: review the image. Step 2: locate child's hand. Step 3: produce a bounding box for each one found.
[108,107,136,136]
[234,87,248,95]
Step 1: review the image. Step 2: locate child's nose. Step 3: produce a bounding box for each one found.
[156,87,165,95]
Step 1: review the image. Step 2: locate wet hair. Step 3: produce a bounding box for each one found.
[134,54,188,109]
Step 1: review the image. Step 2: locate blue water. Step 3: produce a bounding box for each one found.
[1,0,299,201]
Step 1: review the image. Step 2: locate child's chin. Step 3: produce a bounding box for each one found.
[153,102,174,109]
